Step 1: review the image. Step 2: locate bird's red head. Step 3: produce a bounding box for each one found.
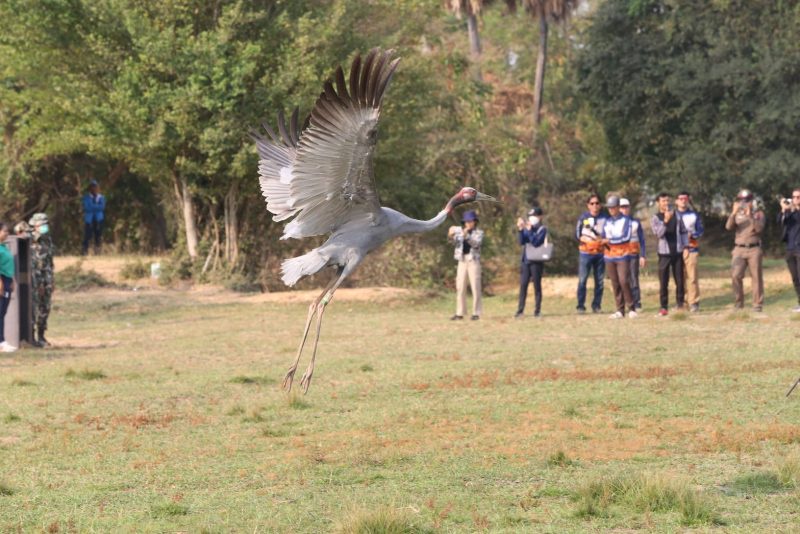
[445,187,496,213]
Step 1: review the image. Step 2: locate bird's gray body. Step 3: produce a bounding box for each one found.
[251,49,492,392]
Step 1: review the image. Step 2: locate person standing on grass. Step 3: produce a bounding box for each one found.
[726,189,765,311]
[515,207,547,318]
[601,195,636,319]
[651,192,688,316]
[0,223,17,353]
[28,213,55,347]
[82,179,106,255]
[619,198,646,311]
[676,191,704,313]
[448,210,484,321]
[575,194,607,314]
[779,188,800,312]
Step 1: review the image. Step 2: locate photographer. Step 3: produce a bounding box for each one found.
[515,208,547,318]
[725,189,765,311]
[651,193,688,316]
[779,188,800,312]
[448,210,484,321]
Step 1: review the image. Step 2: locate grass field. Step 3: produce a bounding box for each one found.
[2,255,800,532]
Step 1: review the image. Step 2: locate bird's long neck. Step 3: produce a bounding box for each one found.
[395,209,449,235]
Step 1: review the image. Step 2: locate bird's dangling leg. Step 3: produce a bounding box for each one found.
[282,267,342,392]
[299,265,350,394]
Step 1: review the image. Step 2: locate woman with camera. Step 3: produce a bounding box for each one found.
[515,207,548,318]
[779,188,800,312]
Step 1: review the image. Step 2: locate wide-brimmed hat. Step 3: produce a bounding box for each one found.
[462,210,478,222]
[28,213,49,226]
[605,195,620,208]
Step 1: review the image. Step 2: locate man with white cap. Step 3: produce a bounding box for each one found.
[619,198,646,311]
[726,189,765,311]
[600,195,636,318]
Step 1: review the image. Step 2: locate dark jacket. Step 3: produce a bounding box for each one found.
[779,210,800,253]
[519,225,547,262]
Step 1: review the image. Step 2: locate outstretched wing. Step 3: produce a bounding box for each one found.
[252,109,304,222]
[259,49,401,240]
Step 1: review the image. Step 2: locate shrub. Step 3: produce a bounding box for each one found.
[120,259,150,280]
[56,262,111,291]
[336,507,433,534]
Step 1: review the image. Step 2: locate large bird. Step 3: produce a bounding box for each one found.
[253,48,496,393]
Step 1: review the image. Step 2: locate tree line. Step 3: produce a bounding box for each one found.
[1,0,797,287]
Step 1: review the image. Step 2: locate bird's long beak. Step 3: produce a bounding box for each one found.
[476,192,498,203]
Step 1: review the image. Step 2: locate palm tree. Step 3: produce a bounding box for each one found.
[514,0,579,133]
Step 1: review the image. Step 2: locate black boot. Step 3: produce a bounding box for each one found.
[36,326,50,348]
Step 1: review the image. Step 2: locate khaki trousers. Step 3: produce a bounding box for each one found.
[683,250,700,306]
[606,260,633,314]
[456,256,482,317]
[731,246,764,309]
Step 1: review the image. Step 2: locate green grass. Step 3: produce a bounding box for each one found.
[2,256,800,531]
[64,368,106,380]
[0,483,14,496]
[3,413,21,423]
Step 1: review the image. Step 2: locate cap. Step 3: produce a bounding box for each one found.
[605,195,620,208]
[528,207,543,216]
[14,222,31,235]
[89,179,99,187]
[28,213,49,226]
[462,210,478,222]
[619,198,631,207]
[736,189,753,201]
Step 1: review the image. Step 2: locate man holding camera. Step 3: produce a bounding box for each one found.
[779,188,800,312]
[725,189,765,311]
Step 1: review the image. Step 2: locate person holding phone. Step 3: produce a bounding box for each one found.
[726,189,765,311]
[0,222,17,353]
[448,210,484,321]
[779,188,800,312]
[651,192,688,316]
[515,207,547,318]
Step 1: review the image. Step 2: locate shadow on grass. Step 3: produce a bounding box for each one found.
[65,368,106,380]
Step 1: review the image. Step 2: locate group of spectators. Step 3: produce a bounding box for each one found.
[446,188,800,320]
[0,180,106,353]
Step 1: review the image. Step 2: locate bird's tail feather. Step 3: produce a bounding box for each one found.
[281,250,329,286]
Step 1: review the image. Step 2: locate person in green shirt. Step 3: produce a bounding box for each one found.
[0,222,17,352]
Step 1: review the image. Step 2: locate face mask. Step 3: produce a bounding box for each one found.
[528,216,540,226]
[37,224,49,235]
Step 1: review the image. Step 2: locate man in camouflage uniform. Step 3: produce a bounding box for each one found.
[28,213,54,347]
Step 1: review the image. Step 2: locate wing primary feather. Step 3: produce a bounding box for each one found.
[349,54,362,103]
[367,52,388,107]
[277,109,292,147]
[261,122,280,144]
[323,80,345,108]
[290,108,300,147]
[359,49,378,106]
[375,57,401,107]
[335,66,350,102]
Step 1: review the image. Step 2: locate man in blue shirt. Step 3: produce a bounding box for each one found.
[82,179,106,255]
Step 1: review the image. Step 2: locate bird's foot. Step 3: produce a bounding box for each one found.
[282,366,298,392]
[299,367,314,394]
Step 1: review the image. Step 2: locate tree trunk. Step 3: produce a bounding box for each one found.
[467,13,483,81]
[224,185,239,266]
[533,15,549,135]
[173,172,199,259]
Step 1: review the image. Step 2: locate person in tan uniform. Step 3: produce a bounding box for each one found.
[725,189,765,311]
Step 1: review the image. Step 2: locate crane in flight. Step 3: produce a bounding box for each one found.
[253,48,496,393]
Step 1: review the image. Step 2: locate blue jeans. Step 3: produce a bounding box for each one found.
[577,254,605,311]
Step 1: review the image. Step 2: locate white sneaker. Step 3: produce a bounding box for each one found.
[628,310,638,318]
[1,341,18,353]
[609,311,624,319]
[793,306,800,313]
